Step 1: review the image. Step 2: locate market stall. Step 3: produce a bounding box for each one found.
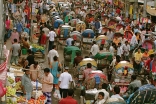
[6,67,46,104]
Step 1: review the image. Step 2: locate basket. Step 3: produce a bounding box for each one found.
[22,48,27,55]
[32,38,39,44]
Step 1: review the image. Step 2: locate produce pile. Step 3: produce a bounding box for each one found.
[17,95,46,104]
[8,76,14,84]
[6,86,16,97]
[15,81,22,91]
[32,44,44,50]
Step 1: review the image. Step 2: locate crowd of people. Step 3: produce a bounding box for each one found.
[3,0,156,104]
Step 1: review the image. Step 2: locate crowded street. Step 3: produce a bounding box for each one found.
[0,0,156,104]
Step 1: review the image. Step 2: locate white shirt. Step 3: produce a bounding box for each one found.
[110,58,116,68]
[117,47,123,57]
[47,31,56,41]
[111,94,124,100]
[109,46,115,56]
[59,72,72,89]
[95,89,109,101]
[130,35,138,46]
[47,49,59,63]
[90,44,99,56]
[122,44,130,55]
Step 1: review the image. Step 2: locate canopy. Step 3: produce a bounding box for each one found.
[79,58,97,67]
[82,29,95,38]
[129,84,156,104]
[124,30,133,41]
[146,5,156,16]
[115,61,133,69]
[70,31,81,37]
[54,19,64,28]
[96,35,108,40]
[64,46,81,64]
[94,52,113,61]
[142,40,155,50]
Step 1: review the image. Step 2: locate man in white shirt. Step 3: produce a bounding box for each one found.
[47,28,56,51]
[47,45,59,65]
[109,44,115,56]
[90,41,99,57]
[111,86,124,100]
[130,32,138,48]
[122,41,130,60]
[94,83,109,103]
[59,67,72,98]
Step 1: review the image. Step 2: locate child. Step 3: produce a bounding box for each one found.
[95,92,106,104]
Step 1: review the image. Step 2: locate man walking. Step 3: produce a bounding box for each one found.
[47,28,56,51]
[10,39,21,65]
[59,67,72,98]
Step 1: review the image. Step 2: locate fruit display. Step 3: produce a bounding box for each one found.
[15,81,22,91]
[6,86,16,97]
[8,76,14,84]
[6,97,17,104]
[28,95,46,104]
[32,44,44,50]
[17,96,26,103]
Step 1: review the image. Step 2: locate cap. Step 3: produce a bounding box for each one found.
[64,67,69,70]
[13,27,17,30]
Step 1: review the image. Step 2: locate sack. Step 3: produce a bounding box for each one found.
[53,89,61,99]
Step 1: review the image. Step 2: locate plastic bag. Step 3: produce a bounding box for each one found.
[53,89,61,100]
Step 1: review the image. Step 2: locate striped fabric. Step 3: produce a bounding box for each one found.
[43,92,52,104]
[0,50,9,86]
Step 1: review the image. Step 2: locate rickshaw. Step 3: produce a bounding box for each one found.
[108,19,117,27]
[82,29,95,50]
[129,84,156,104]
[116,24,124,32]
[76,21,86,32]
[76,58,97,80]
[113,61,134,85]
[70,31,82,48]
[69,19,79,27]
[84,70,107,89]
[63,46,81,68]
[64,14,73,23]
[124,30,133,42]
[94,52,113,70]
[96,35,109,48]
[105,98,126,104]
[57,25,71,48]
[142,40,155,50]
[53,19,64,29]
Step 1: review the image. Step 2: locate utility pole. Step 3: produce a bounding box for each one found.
[133,0,138,19]
[155,0,156,8]
[143,0,147,17]
[0,0,5,64]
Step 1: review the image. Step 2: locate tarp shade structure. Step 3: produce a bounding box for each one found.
[0,50,9,86]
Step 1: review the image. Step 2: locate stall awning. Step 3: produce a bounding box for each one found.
[0,50,9,86]
[146,5,156,16]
